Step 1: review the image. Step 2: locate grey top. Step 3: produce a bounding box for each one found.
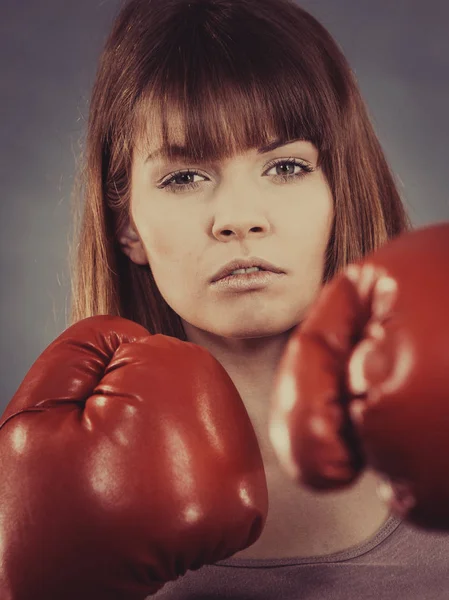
[152,515,449,599]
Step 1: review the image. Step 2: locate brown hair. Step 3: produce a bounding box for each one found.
[69,0,411,337]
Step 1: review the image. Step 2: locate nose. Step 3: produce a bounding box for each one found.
[211,197,271,242]
[213,222,270,241]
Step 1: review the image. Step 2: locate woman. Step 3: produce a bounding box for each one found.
[68,0,447,597]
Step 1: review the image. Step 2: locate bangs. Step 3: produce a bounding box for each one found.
[129,1,340,164]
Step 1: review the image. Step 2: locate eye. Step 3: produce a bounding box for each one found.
[157,157,315,194]
[157,170,208,194]
[263,158,315,183]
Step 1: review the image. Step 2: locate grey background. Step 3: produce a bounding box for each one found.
[1,0,448,408]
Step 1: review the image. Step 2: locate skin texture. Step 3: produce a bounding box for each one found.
[126,137,334,342]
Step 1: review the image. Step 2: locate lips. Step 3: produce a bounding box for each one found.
[211,257,284,283]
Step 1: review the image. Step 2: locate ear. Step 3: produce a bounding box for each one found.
[118,223,148,265]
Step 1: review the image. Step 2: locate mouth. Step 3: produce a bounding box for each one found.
[211,258,285,283]
[215,266,267,282]
[210,265,285,292]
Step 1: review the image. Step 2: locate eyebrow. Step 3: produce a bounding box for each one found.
[145,137,307,163]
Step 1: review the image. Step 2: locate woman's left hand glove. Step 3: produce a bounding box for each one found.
[269,222,449,530]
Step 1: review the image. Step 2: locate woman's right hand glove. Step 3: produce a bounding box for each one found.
[0,315,268,600]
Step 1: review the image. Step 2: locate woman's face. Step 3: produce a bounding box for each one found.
[129,132,334,339]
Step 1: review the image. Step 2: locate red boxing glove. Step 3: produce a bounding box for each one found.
[269,223,449,530]
[0,316,268,599]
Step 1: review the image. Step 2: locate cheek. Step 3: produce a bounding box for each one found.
[285,186,334,297]
[146,228,174,261]
[137,209,185,264]
[289,186,333,252]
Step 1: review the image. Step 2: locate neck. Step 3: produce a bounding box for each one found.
[181,321,294,466]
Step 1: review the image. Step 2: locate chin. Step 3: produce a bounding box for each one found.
[213,319,294,340]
